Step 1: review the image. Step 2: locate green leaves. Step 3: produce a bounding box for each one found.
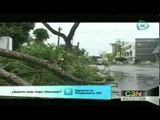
[33,28,49,42]
[20,42,56,63]
[71,64,102,81]
[19,42,105,83]
[0,22,35,50]
[0,41,107,86]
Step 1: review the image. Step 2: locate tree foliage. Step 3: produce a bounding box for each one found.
[0,43,107,85]
[0,23,113,86]
[111,41,122,57]
[19,43,104,83]
[33,28,49,42]
[0,23,35,50]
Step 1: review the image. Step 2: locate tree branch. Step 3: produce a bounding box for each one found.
[42,22,67,40]
[67,23,80,40]
[0,48,106,85]
[0,67,31,86]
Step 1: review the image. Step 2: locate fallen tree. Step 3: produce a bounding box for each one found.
[0,67,31,86]
[0,48,107,85]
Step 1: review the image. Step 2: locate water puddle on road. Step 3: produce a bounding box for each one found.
[136,74,159,90]
[110,71,159,98]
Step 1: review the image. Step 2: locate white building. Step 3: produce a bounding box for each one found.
[0,36,12,50]
[121,42,135,61]
[111,41,129,58]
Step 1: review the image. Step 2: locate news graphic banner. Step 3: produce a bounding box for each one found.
[0,85,111,100]
[121,86,160,106]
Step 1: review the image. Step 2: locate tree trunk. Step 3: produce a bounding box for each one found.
[0,68,31,86]
[42,22,80,50]
[65,38,73,51]
[0,48,107,85]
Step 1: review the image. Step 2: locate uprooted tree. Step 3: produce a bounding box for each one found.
[0,23,110,86]
[0,48,107,85]
[0,67,31,86]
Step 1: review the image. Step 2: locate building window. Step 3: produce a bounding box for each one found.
[130,51,132,56]
[137,43,142,46]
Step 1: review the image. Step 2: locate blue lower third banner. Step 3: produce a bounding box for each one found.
[0,85,111,100]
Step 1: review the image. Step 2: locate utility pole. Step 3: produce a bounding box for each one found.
[117,39,122,57]
[57,27,62,46]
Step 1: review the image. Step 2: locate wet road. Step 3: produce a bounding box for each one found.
[97,64,159,98]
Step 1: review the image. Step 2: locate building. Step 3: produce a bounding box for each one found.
[135,38,159,63]
[111,38,159,64]
[121,42,135,61]
[0,36,12,50]
[152,45,160,62]
[111,40,129,58]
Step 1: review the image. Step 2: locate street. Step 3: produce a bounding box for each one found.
[97,64,159,98]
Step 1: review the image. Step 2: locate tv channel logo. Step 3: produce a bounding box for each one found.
[136,20,149,30]
[121,90,146,101]
[64,88,73,95]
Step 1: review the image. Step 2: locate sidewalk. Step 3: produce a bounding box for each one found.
[136,62,159,68]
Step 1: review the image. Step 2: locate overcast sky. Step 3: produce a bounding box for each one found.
[30,22,159,56]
